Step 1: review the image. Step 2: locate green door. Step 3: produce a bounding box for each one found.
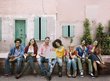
[15,20,26,46]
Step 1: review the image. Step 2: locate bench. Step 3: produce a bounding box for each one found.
[0,52,8,75]
[0,53,110,75]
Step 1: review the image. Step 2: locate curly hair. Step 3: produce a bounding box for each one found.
[14,38,22,43]
[52,39,63,48]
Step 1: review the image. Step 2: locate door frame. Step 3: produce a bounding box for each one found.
[14,18,27,46]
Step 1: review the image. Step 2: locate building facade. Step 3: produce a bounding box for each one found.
[0,0,110,52]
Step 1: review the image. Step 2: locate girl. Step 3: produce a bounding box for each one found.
[52,39,65,77]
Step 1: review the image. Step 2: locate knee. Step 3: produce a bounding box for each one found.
[17,58,23,63]
[88,59,92,64]
[59,62,63,67]
[67,59,71,63]
[72,59,76,62]
[77,58,81,61]
[37,58,42,64]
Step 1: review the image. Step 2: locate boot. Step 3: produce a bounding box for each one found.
[94,71,98,77]
[58,66,62,77]
[67,70,71,78]
[15,72,22,79]
[46,72,52,81]
[72,71,77,78]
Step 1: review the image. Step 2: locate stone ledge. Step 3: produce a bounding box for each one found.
[0,52,8,59]
[0,53,110,75]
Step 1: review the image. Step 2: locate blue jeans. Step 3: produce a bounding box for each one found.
[4,57,24,74]
[37,57,51,76]
[20,56,36,74]
[56,58,63,67]
[26,56,36,71]
[67,59,77,71]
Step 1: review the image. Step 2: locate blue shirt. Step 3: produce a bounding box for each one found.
[8,45,24,57]
[76,46,88,57]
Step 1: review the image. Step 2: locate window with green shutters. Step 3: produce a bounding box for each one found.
[62,25,75,37]
[34,17,47,41]
[0,18,2,40]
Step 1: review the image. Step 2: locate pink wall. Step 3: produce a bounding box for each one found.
[0,0,110,22]
[0,0,110,51]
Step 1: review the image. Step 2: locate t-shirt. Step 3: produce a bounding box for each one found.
[55,46,65,58]
[14,49,21,57]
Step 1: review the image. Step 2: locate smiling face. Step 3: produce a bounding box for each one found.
[15,41,21,48]
[45,38,50,45]
[93,41,98,46]
[55,42,61,47]
[30,39,35,45]
[81,40,85,46]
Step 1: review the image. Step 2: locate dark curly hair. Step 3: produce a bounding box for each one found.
[52,39,63,48]
[14,38,22,43]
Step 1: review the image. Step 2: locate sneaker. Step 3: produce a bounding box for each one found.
[89,73,95,78]
[80,72,84,77]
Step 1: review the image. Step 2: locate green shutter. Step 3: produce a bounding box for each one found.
[0,18,2,40]
[34,17,39,40]
[62,25,68,37]
[41,17,47,40]
[70,25,75,37]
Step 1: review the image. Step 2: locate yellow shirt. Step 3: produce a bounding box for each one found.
[55,46,65,58]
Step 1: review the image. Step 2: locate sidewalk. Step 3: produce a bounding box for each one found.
[0,75,110,81]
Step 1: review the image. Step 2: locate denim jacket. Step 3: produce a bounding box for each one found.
[76,45,88,57]
[8,45,24,58]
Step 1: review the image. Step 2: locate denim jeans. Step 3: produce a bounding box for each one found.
[56,58,63,67]
[4,57,24,74]
[67,59,77,72]
[20,56,36,74]
[37,57,51,76]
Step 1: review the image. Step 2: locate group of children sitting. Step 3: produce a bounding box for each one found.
[4,37,105,80]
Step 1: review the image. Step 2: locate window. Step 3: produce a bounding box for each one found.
[0,18,2,40]
[62,25,75,37]
[34,17,47,41]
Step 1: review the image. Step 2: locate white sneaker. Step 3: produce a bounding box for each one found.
[80,72,84,77]
[90,73,95,78]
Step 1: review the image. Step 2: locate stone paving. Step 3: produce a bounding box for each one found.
[0,75,110,81]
